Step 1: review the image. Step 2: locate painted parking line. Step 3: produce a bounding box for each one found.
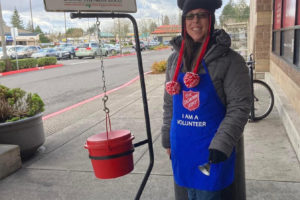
[68,61,89,65]
[42,71,152,121]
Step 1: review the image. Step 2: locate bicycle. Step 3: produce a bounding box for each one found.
[246,54,274,121]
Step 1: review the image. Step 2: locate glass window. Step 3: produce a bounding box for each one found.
[91,43,99,48]
[79,44,88,48]
[281,30,295,63]
[295,29,300,68]
[273,31,281,55]
[283,0,296,28]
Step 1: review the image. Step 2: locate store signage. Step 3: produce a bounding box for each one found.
[274,0,282,30]
[6,36,13,42]
[282,0,296,28]
[43,0,137,13]
[298,0,300,25]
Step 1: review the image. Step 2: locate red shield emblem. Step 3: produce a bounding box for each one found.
[182,90,200,111]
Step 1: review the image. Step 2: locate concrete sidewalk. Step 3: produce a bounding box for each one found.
[0,74,299,200]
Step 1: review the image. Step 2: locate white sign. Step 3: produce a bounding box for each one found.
[10,27,18,40]
[43,0,137,13]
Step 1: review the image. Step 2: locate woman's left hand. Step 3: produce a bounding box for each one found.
[208,149,227,164]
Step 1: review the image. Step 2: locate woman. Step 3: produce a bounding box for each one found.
[161,0,252,199]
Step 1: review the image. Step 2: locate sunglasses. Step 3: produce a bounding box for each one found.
[185,12,210,20]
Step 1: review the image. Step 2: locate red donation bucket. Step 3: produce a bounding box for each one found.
[84,129,134,179]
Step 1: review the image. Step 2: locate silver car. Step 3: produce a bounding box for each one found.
[75,43,108,59]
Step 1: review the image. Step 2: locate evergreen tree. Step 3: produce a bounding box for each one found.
[39,34,50,43]
[25,21,34,32]
[10,8,24,29]
[34,25,43,34]
[163,16,170,25]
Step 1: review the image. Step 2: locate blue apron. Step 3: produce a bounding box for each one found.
[170,61,235,191]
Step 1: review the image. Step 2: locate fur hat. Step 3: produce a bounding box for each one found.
[178,0,222,15]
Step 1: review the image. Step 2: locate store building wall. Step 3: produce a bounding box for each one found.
[250,0,300,160]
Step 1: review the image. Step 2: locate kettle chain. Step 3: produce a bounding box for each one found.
[96,18,109,115]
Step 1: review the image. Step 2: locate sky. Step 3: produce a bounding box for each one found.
[1,0,249,34]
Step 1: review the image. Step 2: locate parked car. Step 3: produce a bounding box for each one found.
[75,43,108,59]
[55,47,71,60]
[163,40,170,46]
[104,44,120,54]
[0,46,12,59]
[132,41,146,51]
[31,48,57,58]
[9,46,30,59]
[58,43,73,48]
[63,46,76,59]
[148,41,160,47]
[23,46,41,57]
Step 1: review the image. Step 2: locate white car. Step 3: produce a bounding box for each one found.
[104,44,120,54]
[31,48,57,58]
[9,46,31,59]
[0,46,19,59]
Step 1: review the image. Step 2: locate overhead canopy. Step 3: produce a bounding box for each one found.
[43,0,137,13]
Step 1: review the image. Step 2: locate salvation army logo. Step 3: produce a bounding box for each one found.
[182,90,200,111]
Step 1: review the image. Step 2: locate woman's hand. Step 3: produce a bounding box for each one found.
[209,149,227,164]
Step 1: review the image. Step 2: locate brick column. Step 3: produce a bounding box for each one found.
[253,0,273,72]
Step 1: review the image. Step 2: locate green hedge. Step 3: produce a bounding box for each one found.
[11,58,38,70]
[0,61,5,72]
[37,57,57,67]
[0,57,58,72]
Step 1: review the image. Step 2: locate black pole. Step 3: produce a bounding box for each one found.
[70,13,154,200]
[221,136,246,200]
[249,54,255,121]
[234,136,246,200]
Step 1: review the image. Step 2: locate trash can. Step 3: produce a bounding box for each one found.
[84,129,135,179]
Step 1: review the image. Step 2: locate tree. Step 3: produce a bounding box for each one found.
[163,16,170,25]
[120,21,130,41]
[87,24,97,35]
[10,8,24,29]
[39,34,50,43]
[112,19,131,44]
[25,21,34,32]
[138,19,150,37]
[236,0,250,21]
[219,0,250,26]
[34,25,43,34]
[149,22,158,33]
[66,28,84,38]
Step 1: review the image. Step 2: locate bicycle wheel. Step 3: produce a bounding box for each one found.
[251,80,274,121]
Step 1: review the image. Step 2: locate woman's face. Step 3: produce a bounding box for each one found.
[185,8,210,42]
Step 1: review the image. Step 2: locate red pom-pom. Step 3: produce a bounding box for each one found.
[166,81,181,95]
[183,72,200,88]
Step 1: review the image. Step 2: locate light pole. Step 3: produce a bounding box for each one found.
[64,12,67,43]
[0,2,8,59]
[88,18,90,43]
[29,0,34,31]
